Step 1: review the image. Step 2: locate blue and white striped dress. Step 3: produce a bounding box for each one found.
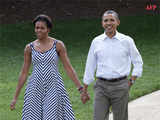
[22,40,75,120]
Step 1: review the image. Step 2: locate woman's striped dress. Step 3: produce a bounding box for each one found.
[22,41,75,120]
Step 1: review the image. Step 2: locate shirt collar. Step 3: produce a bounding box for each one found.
[102,31,121,41]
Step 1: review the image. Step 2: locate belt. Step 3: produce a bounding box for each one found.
[98,76,127,82]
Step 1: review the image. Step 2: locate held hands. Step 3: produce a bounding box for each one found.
[78,87,90,104]
[81,90,90,104]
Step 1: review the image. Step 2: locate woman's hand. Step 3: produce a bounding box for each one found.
[80,90,90,104]
[10,98,17,110]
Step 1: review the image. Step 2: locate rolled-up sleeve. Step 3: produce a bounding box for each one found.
[83,40,97,85]
[129,38,143,77]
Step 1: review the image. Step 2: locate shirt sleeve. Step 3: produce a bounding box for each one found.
[128,37,143,77]
[83,40,97,85]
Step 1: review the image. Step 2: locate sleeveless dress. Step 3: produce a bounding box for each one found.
[22,40,75,120]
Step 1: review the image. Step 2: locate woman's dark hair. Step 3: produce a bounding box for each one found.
[32,14,52,29]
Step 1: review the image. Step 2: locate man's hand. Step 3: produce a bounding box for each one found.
[128,80,133,88]
[128,76,137,88]
[80,89,90,104]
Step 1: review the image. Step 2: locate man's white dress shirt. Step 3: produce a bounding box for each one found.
[83,31,143,85]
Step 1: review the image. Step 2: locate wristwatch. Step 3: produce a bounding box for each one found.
[78,86,83,93]
[130,79,135,85]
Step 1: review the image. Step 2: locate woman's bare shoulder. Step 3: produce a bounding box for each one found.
[24,40,36,53]
[56,40,65,47]
[54,40,66,53]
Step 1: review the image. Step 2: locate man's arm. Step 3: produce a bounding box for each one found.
[83,40,97,85]
[82,40,97,103]
[128,37,143,86]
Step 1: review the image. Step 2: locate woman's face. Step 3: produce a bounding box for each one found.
[34,21,49,39]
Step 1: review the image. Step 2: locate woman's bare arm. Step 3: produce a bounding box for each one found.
[10,44,31,110]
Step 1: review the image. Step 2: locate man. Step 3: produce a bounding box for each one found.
[81,10,143,120]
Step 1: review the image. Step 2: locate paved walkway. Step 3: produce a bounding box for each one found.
[109,90,160,120]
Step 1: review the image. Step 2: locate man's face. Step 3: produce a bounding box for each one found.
[102,14,120,34]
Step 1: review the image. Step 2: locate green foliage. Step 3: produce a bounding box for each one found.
[0,15,160,120]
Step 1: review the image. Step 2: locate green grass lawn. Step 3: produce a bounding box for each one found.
[0,15,160,120]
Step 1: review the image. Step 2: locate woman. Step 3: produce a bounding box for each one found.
[10,14,89,119]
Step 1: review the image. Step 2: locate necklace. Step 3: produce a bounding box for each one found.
[37,42,40,46]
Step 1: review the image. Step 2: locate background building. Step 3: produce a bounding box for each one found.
[0,0,159,24]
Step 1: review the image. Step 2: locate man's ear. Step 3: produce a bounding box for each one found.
[101,19,106,29]
[117,20,120,26]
